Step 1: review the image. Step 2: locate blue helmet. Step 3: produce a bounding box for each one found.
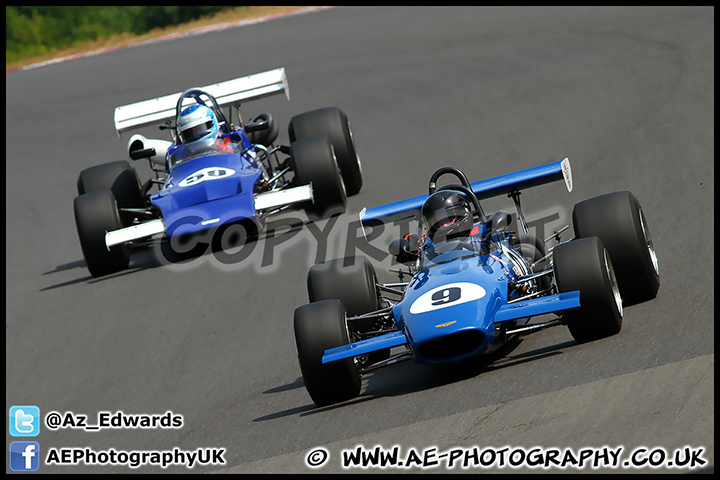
[177,104,219,145]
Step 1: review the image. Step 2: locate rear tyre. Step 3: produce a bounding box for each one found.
[294,299,361,406]
[246,112,279,147]
[307,256,390,364]
[74,190,129,277]
[77,160,144,227]
[289,107,362,196]
[290,136,347,221]
[572,191,659,305]
[307,256,379,319]
[553,237,623,344]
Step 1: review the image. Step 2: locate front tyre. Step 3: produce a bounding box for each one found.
[554,237,623,344]
[76,160,144,227]
[294,299,361,406]
[74,190,129,277]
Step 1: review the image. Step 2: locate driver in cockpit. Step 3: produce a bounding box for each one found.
[395,190,489,264]
[167,104,240,166]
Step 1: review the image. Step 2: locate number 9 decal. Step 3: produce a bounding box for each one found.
[410,282,486,314]
[431,287,462,306]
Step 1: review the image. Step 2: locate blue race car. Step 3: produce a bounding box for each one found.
[293,159,660,406]
[73,68,362,277]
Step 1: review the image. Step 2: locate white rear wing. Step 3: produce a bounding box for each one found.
[113,67,289,136]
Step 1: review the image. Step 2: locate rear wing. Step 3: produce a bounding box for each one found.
[113,67,289,136]
[360,157,573,225]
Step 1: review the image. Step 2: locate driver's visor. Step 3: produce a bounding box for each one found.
[425,206,466,232]
[180,121,213,142]
[434,215,457,230]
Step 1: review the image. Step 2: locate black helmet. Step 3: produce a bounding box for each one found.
[421,191,474,243]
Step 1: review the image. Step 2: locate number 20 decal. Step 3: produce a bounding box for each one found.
[409,282,486,314]
[179,167,235,188]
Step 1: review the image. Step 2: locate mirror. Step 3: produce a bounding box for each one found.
[129,147,156,161]
[485,211,512,234]
[389,237,419,264]
[388,238,411,256]
[244,119,269,133]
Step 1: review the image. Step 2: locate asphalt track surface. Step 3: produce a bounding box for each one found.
[6,6,713,474]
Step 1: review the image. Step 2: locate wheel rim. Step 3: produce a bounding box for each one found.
[604,249,623,317]
[638,207,659,276]
[342,310,352,345]
[347,119,362,172]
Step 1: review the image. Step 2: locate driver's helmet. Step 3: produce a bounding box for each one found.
[421,191,474,243]
[176,104,219,145]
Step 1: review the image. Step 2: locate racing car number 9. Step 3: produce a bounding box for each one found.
[409,282,486,314]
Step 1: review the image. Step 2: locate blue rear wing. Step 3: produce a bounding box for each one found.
[360,158,572,225]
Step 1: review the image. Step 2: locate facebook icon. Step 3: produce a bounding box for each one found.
[9,441,40,472]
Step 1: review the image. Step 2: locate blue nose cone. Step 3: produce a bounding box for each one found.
[395,260,507,364]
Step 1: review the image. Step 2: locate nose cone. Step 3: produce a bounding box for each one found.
[396,262,505,364]
[170,171,241,208]
[169,155,242,208]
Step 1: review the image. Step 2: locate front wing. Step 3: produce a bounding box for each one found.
[321,291,580,364]
[104,184,313,248]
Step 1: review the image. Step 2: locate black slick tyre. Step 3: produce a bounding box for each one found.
[553,237,623,344]
[288,107,362,196]
[294,299,361,406]
[74,190,129,277]
[290,135,347,221]
[77,160,144,227]
[307,256,390,365]
[572,191,659,305]
[246,112,279,147]
[307,256,379,319]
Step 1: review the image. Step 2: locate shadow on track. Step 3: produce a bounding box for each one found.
[255,334,577,420]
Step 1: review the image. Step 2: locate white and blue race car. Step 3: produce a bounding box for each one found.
[293,159,660,406]
[73,68,361,277]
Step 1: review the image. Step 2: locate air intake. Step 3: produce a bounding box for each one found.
[417,330,485,361]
